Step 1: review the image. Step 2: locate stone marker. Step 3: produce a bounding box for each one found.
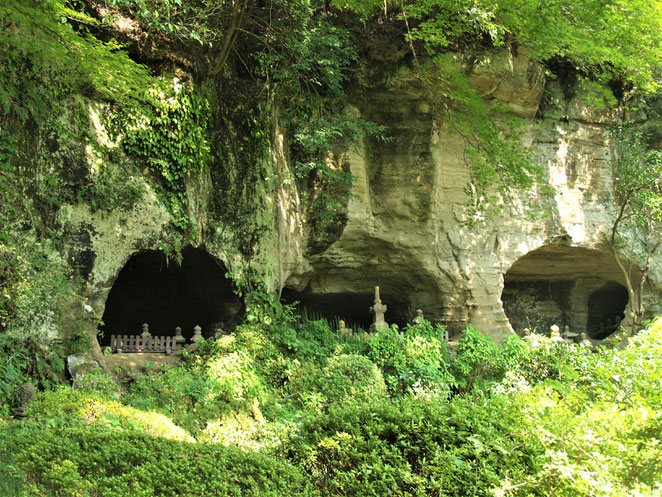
[369,286,389,333]
[13,381,35,418]
[175,326,185,344]
[141,323,151,337]
[412,309,424,325]
[338,320,352,337]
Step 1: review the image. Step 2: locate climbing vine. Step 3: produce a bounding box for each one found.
[108,79,212,234]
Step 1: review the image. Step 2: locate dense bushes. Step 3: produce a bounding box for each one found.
[289,395,542,497]
[2,302,662,496]
[0,421,314,497]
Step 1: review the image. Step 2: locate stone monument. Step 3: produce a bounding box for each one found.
[578,331,593,348]
[13,381,35,418]
[141,323,151,337]
[412,309,424,325]
[338,320,352,337]
[369,286,389,333]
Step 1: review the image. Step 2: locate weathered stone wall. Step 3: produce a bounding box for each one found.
[42,46,661,347]
[279,47,662,339]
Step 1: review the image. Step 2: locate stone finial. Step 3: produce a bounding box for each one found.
[369,286,388,333]
[13,381,35,418]
[141,323,151,337]
[412,309,424,325]
[174,326,185,344]
[192,325,202,343]
[338,320,352,337]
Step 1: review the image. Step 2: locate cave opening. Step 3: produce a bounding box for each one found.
[280,287,412,331]
[501,245,629,338]
[587,282,628,339]
[99,247,241,345]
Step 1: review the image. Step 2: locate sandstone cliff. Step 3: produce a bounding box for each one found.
[48,47,661,349]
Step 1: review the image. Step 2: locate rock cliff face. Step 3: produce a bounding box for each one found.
[54,46,661,345]
[277,47,662,339]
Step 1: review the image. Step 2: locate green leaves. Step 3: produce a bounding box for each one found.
[109,79,212,234]
[0,0,152,124]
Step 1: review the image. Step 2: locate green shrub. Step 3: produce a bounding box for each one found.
[495,318,662,496]
[313,354,386,407]
[205,350,265,403]
[289,394,541,497]
[29,388,193,442]
[74,367,122,399]
[0,421,316,497]
[122,365,213,433]
[452,325,503,391]
[366,320,453,397]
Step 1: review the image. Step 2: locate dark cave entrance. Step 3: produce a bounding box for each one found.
[587,283,628,339]
[501,245,629,338]
[99,247,241,345]
[280,288,412,331]
[501,279,573,334]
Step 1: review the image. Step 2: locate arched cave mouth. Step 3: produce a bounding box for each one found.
[281,287,412,331]
[501,245,629,339]
[99,247,241,345]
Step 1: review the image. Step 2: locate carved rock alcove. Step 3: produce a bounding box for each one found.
[99,247,241,345]
[501,245,630,338]
[280,287,412,330]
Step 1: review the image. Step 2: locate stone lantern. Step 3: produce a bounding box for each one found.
[192,325,203,343]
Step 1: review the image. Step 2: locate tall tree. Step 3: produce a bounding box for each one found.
[609,124,662,331]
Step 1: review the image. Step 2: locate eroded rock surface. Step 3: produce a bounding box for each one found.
[48,46,661,343]
[280,47,662,339]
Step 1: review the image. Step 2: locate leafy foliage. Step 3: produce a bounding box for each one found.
[3,293,662,496]
[333,0,662,216]
[108,78,212,234]
[607,123,662,326]
[365,318,453,396]
[0,390,315,496]
[289,395,541,497]
[0,0,151,125]
[611,124,662,243]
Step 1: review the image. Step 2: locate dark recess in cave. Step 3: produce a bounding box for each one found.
[587,282,628,339]
[99,247,241,345]
[501,279,573,334]
[280,287,412,330]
